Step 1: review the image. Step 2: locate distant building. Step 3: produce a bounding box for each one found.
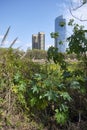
[55,15,66,52]
[38,32,45,50]
[32,34,38,49]
[32,32,45,50]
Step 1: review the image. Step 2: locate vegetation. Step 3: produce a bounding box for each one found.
[0,19,87,130]
[25,49,47,60]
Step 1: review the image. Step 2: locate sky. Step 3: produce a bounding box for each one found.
[0,0,87,51]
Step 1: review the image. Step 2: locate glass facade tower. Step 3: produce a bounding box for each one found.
[55,15,66,52]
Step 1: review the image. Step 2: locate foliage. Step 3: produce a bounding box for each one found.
[59,21,66,27]
[26,70,72,125]
[66,20,87,126]
[67,19,87,78]
[25,49,47,59]
[0,47,42,129]
[50,32,59,39]
[47,46,66,70]
[67,22,87,56]
[55,108,68,125]
[1,21,87,129]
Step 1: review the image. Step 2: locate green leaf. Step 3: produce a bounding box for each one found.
[18,82,26,92]
[59,21,65,27]
[60,92,71,101]
[55,109,68,124]
[68,19,74,26]
[30,98,37,107]
[59,104,68,112]
[31,85,40,94]
[70,81,80,89]
[58,84,65,89]
[50,32,59,38]
[59,41,63,45]
[34,73,42,81]
[14,72,21,83]
[44,90,52,101]
[44,90,58,101]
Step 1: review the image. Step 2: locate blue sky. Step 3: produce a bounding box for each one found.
[0,0,87,51]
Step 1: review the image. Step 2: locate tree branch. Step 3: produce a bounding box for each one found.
[69,8,87,21]
[70,0,87,11]
[69,0,87,21]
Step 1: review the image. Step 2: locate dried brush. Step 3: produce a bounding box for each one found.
[1,26,10,45]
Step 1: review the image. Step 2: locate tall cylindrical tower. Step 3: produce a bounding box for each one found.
[55,15,66,52]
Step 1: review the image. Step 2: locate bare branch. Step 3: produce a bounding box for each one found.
[69,8,87,21]
[70,0,87,11]
[70,0,84,11]
[69,0,87,21]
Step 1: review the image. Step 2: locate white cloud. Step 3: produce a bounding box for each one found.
[45,43,54,50]
[70,0,83,7]
[0,35,4,39]
[15,39,21,44]
[71,0,81,3]
[20,43,32,51]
